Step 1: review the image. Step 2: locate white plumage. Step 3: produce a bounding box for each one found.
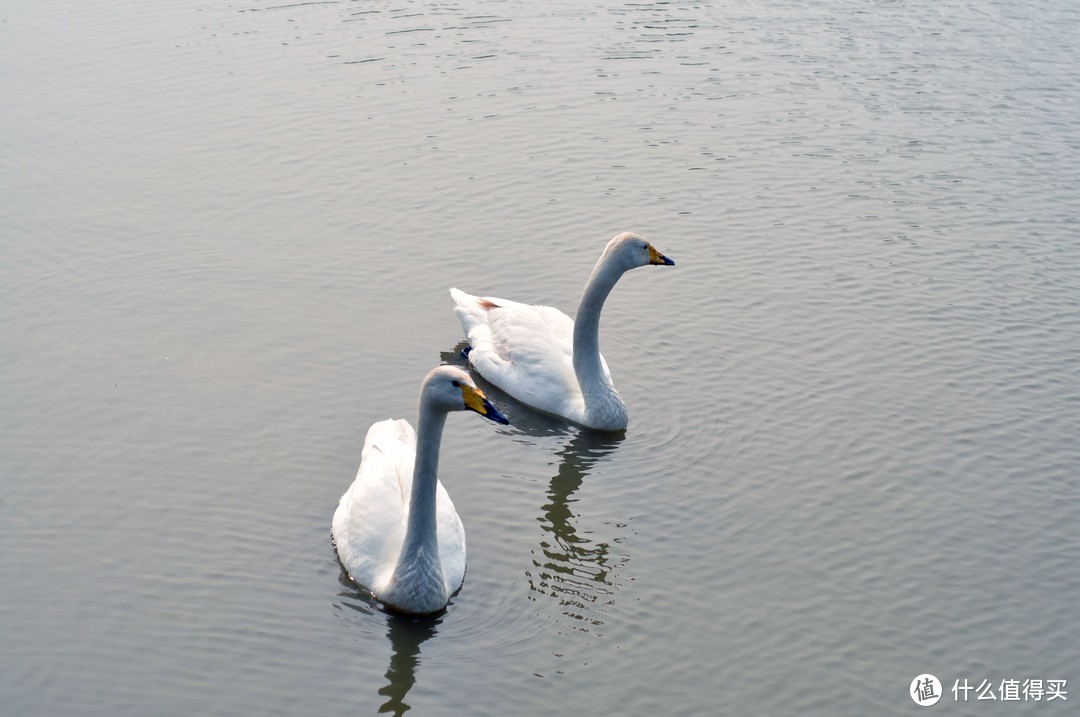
[332,366,508,614]
[451,232,674,431]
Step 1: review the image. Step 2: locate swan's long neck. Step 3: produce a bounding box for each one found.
[393,400,448,593]
[573,254,628,428]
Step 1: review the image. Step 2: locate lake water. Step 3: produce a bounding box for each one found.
[2,0,1078,714]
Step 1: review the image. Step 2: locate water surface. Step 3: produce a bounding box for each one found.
[2,0,1078,714]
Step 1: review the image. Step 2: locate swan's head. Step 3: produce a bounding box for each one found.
[605,232,675,272]
[421,366,510,425]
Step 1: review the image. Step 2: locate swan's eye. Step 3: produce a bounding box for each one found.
[451,380,461,387]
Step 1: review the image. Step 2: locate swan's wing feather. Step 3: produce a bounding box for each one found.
[333,418,467,597]
[452,289,584,417]
[527,304,613,386]
[331,419,415,591]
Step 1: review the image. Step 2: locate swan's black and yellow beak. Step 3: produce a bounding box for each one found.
[648,244,675,266]
[461,384,510,425]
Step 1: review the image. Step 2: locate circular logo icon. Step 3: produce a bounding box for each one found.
[911,674,942,706]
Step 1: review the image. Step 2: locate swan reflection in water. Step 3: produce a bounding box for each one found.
[336,572,442,716]
[527,427,628,629]
[377,612,441,715]
[442,342,633,629]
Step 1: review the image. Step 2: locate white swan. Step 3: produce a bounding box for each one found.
[332,365,509,614]
[450,232,674,431]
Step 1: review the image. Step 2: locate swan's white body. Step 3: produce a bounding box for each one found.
[332,366,508,614]
[451,232,674,431]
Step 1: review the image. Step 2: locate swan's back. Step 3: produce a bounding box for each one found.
[331,418,465,595]
[450,233,672,431]
[451,287,603,421]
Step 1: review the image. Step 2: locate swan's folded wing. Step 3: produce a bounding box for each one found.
[474,301,583,417]
[451,287,616,419]
[332,419,415,591]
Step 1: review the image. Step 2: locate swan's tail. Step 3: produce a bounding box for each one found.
[450,287,493,336]
[361,418,416,509]
[363,418,415,456]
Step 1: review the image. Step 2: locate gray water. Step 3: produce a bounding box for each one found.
[2,0,1079,714]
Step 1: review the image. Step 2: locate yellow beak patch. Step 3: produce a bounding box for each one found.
[461,383,491,415]
[648,244,671,265]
